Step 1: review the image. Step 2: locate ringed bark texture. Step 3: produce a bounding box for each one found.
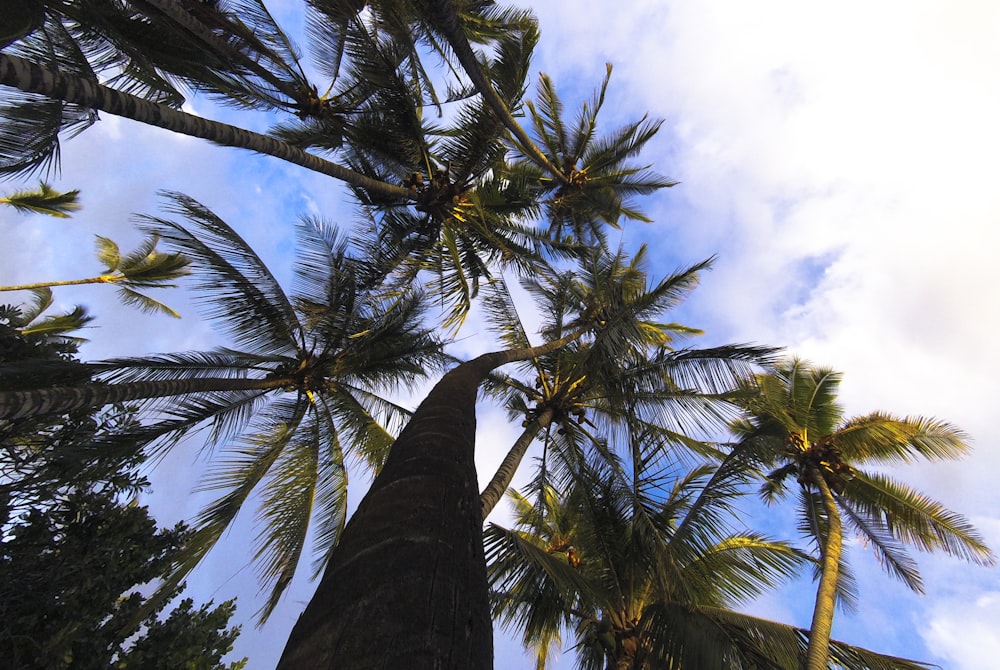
[0,376,284,420]
[805,468,843,670]
[0,52,413,201]
[277,356,496,669]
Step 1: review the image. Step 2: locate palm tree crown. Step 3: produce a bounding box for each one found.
[1,191,448,621]
[730,358,995,670]
[477,249,776,518]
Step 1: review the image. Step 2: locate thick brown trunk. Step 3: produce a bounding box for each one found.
[0,52,412,201]
[277,336,582,669]
[0,376,286,420]
[276,356,496,669]
[805,467,843,670]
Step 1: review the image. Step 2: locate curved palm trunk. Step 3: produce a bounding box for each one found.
[0,376,288,420]
[277,336,580,669]
[0,53,413,201]
[422,0,566,184]
[805,467,843,670]
[479,408,553,519]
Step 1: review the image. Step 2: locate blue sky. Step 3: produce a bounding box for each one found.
[2,1,999,668]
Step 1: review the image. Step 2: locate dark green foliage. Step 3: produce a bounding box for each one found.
[0,485,245,669]
[1,296,118,518]
[2,4,992,668]
[0,296,244,669]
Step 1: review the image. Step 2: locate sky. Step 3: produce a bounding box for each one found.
[2,1,999,668]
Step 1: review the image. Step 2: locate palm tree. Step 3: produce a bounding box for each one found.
[0,1,538,199]
[0,193,447,619]
[508,66,676,247]
[339,12,547,327]
[0,233,189,318]
[486,438,939,670]
[0,287,93,404]
[306,0,546,158]
[731,358,996,670]
[0,287,90,343]
[275,245,709,668]
[477,249,775,518]
[414,0,564,179]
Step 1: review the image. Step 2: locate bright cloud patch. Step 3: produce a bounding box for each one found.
[923,592,1000,670]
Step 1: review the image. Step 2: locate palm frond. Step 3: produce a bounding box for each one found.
[0,181,80,216]
[252,406,333,621]
[138,191,302,355]
[838,496,924,592]
[844,471,995,566]
[835,412,970,463]
[114,285,181,318]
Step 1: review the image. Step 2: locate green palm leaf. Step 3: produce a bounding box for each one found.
[0,181,79,217]
[835,412,970,463]
[844,471,994,566]
[139,191,302,355]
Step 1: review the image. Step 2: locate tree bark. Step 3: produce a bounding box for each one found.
[277,336,581,669]
[479,408,552,520]
[0,376,287,420]
[804,466,843,670]
[0,52,413,202]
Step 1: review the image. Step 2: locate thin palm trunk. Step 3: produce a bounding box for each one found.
[805,466,843,670]
[422,0,566,184]
[0,375,289,420]
[1,276,126,291]
[0,52,413,201]
[277,335,580,669]
[480,407,553,519]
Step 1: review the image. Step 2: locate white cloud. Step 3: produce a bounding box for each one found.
[923,592,1000,669]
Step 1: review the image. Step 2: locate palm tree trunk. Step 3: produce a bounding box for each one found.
[0,52,413,202]
[421,0,566,184]
[0,376,288,420]
[805,466,843,670]
[277,336,580,669]
[479,408,553,519]
[1,276,117,291]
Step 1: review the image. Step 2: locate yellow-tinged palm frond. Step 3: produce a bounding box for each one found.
[0,233,189,317]
[11,287,92,341]
[731,358,994,669]
[489,448,813,669]
[0,182,79,217]
[834,412,970,463]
